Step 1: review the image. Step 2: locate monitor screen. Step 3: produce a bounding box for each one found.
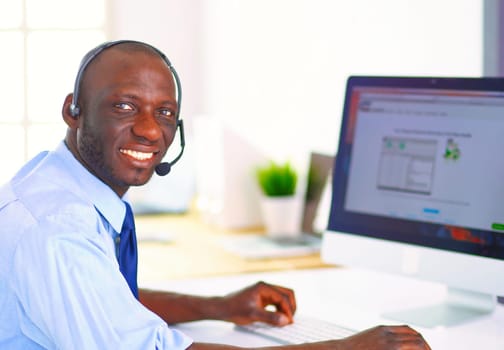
[322,76,504,327]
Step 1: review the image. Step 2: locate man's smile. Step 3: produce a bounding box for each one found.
[119,148,155,161]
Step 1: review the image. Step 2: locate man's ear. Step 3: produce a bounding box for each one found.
[62,93,79,128]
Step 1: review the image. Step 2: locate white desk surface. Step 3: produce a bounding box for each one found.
[142,267,504,349]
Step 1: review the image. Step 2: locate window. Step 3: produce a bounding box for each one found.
[0,0,107,183]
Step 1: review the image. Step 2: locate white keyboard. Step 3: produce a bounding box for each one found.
[237,315,356,344]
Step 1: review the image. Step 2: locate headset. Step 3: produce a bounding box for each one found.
[69,39,185,176]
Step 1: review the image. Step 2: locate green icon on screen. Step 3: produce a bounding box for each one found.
[491,223,504,231]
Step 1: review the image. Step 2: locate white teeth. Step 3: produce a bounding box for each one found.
[120,149,154,161]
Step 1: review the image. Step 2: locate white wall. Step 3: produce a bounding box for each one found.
[110,0,482,159]
[109,0,483,218]
[200,0,482,162]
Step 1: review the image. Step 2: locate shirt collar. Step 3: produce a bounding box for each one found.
[53,141,127,233]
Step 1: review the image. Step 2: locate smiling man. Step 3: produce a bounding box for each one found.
[0,40,431,350]
[64,42,178,195]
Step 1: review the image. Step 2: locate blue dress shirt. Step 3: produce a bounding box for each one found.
[0,142,193,349]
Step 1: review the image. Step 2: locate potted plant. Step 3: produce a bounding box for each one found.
[255,161,303,237]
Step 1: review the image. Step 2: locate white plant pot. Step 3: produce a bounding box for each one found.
[260,195,303,238]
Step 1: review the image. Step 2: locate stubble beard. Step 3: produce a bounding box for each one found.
[77,121,130,190]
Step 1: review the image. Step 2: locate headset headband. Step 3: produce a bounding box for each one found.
[69,40,182,119]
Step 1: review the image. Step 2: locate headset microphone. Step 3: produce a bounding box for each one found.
[154,163,171,176]
[154,119,186,176]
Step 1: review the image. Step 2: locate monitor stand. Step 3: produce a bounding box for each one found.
[382,287,496,328]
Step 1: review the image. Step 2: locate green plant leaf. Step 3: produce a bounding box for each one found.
[256,161,298,196]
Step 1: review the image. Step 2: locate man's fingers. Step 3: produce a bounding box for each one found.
[253,308,292,326]
[271,284,297,313]
[375,325,431,349]
[257,282,296,320]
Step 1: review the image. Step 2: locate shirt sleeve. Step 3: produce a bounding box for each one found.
[10,211,193,350]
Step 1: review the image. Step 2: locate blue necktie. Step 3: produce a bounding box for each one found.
[118,201,139,299]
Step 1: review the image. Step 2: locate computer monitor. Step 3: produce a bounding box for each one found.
[321,76,504,328]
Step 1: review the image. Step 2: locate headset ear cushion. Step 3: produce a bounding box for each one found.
[69,104,80,118]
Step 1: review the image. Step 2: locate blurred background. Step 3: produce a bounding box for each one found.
[0,0,498,227]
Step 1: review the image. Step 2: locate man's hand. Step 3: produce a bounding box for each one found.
[219,281,296,326]
[189,325,431,350]
[333,325,431,350]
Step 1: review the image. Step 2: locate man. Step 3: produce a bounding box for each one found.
[0,40,431,349]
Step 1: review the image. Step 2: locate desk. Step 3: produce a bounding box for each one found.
[144,267,504,350]
[135,212,330,284]
[135,213,504,349]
